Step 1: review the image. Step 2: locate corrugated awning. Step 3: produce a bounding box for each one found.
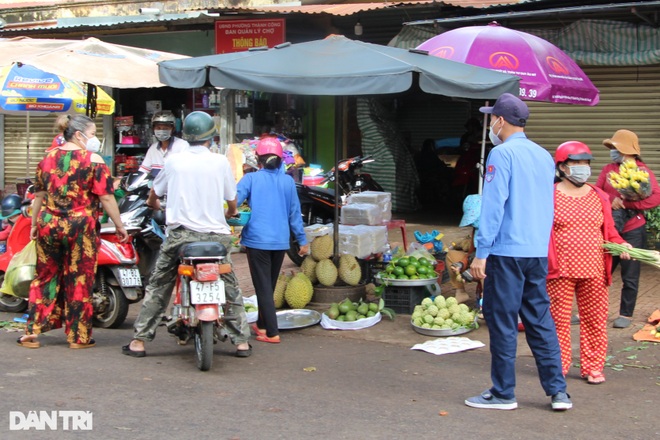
[252,1,523,16]
[393,19,660,66]
[0,1,526,33]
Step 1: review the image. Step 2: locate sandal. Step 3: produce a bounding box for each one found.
[69,339,96,349]
[587,371,606,385]
[16,336,40,349]
[250,323,266,336]
[256,334,280,344]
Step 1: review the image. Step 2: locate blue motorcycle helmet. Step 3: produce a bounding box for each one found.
[0,194,22,220]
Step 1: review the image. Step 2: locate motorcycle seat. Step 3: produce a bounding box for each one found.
[180,242,227,258]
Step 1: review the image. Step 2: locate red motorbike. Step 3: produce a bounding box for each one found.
[0,196,144,329]
[165,241,237,371]
[287,155,383,265]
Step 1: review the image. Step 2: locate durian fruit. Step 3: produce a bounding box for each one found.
[300,256,318,284]
[311,234,333,261]
[273,272,291,309]
[338,254,361,286]
[284,272,314,309]
[315,258,338,287]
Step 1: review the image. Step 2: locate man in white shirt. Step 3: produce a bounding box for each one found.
[123,111,252,358]
[138,111,189,177]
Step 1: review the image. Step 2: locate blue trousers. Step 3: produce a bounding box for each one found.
[482,255,566,400]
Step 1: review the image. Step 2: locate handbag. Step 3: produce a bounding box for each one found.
[0,240,37,298]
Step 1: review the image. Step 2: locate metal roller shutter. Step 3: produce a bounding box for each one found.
[525,64,660,180]
[2,114,106,187]
[3,114,58,186]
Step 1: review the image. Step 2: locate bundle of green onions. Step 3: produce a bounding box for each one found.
[603,242,660,269]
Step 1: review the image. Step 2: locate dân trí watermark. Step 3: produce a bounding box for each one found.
[9,411,93,431]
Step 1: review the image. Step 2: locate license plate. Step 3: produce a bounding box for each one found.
[190,280,225,305]
[118,268,142,287]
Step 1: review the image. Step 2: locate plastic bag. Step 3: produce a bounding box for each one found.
[320,312,381,330]
[405,242,437,265]
[0,240,37,298]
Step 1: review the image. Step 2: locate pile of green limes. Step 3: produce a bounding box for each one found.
[379,256,437,280]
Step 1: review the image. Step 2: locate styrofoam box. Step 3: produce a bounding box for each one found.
[346,191,392,221]
[338,225,388,258]
[340,203,383,226]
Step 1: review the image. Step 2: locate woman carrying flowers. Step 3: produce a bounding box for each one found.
[595,129,660,329]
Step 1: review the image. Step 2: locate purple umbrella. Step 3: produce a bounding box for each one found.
[416,22,599,106]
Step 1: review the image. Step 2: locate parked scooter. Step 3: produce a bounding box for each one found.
[287,155,383,266]
[165,241,237,371]
[0,202,33,313]
[0,190,145,329]
[117,172,165,285]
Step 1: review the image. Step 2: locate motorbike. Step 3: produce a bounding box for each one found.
[0,190,146,329]
[287,155,383,266]
[117,172,165,285]
[165,241,237,371]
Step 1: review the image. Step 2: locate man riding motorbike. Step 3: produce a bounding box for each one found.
[138,111,189,177]
[122,111,251,358]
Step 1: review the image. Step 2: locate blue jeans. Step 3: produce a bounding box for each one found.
[482,255,566,399]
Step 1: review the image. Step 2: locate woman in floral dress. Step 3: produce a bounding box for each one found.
[547,141,631,384]
[17,115,128,349]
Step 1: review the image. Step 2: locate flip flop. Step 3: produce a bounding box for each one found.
[69,339,96,349]
[235,343,252,358]
[587,371,606,385]
[250,323,266,336]
[16,336,40,349]
[256,334,280,344]
[122,343,146,358]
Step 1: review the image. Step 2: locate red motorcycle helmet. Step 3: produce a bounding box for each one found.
[554,141,593,165]
[256,137,283,158]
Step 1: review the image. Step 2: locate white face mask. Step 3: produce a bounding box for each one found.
[154,129,172,142]
[489,118,503,146]
[81,133,101,153]
[566,164,591,186]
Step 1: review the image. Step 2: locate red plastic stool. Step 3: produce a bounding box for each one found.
[384,219,408,250]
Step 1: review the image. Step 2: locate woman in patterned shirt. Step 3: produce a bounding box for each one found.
[547,141,631,385]
[17,115,128,350]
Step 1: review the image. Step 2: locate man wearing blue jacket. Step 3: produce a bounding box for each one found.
[465,93,572,412]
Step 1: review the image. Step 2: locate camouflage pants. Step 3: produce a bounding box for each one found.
[133,227,250,345]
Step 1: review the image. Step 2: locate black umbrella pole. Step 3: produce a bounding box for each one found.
[333,96,342,264]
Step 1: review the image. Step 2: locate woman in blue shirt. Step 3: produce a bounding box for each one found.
[236,137,308,343]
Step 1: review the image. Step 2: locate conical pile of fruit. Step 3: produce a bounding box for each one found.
[324,297,395,321]
[411,296,477,331]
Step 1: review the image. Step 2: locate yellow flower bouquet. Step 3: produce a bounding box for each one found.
[607,160,651,201]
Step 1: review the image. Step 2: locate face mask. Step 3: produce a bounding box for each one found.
[154,129,172,142]
[81,133,101,153]
[609,149,623,163]
[566,164,591,186]
[489,118,503,146]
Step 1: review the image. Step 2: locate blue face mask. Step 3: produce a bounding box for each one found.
[610,149,623,163]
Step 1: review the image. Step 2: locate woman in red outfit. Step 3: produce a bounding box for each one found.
[17,115,129,350]
[595,129,660,329]
[547,141,631,385]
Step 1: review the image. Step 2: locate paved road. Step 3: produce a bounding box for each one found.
[0,304,657,440]
[0,209,658,439]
